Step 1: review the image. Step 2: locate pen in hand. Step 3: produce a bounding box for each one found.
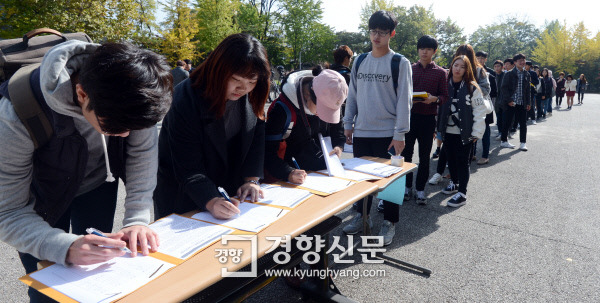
[292,157,300,169]
[86,228,132,253]
[218,186,240,216]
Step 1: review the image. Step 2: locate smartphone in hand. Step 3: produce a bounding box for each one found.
[388,146,396,157]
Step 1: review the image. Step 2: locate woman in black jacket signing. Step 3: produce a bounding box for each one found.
[154,33,270,220]
[264,66,348,184]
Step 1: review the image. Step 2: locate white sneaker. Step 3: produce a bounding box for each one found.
[343,213,373,235]
[428,173,442,185]
[531,120,537,125]
[378,220,395,246]
[500,141,516,149]
[519,143,528,151]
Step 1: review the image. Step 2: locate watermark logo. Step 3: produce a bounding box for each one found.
[215,234,386,278]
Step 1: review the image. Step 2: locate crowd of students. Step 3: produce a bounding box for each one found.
[0,8,593,302]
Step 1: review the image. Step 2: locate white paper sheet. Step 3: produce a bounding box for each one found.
[317,169,381,182]
[150,214,234,260]
[340,158,402,178]
[30,255,174,303]
[318,133,345,177]
[247,184,313,208]
[287,172,354,195]
[192,203,289,232]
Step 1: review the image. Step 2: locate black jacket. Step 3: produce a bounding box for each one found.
[154,79,265,217]
[264,92,345,181]
[484,66,497,99]
[501,68,531,107]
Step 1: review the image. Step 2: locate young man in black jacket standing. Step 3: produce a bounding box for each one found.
[500,54,531,151]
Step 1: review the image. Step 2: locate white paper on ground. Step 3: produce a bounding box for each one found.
[192,203,289,232]
[30,255,174,303]
[318,133,345,177]
[150,214,234,259]
[340,158,402,178]
[248,184,313,208]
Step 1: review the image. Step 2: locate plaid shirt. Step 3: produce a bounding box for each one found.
[513,68,524,105]
[411,61,449,115]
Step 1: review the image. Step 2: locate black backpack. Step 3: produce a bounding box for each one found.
[0,28,92,148]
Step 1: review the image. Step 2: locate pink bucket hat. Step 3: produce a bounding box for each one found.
[312,69,348,123]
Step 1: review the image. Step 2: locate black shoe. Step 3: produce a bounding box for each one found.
[432,147,441,159]
[447,192,467,207]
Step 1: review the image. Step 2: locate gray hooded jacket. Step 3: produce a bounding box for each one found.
[0,40,158,266]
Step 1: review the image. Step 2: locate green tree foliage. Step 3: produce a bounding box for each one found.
[335,31,370,56]
[237,1,287,67]
[195,0,240,54]
[532,20,600,91]
[531,21,576,73]
[278,0,335,69]
[470,17,540,64]
[435,18,467,67]
[0,0,157,43]
[158,0,200,64]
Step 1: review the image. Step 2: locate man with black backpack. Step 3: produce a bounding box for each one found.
[0,40,172,302]
[342,10,412,246]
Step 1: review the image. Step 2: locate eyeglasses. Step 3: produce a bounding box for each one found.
[369,30,390,37]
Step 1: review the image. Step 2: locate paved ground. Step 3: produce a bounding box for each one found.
[2,94,599,302]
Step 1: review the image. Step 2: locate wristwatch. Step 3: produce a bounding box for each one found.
[246,179,260,186]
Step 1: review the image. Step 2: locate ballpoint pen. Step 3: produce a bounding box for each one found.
[291,157,300,169]
[218,186,240,216]
[218,186,233,203]
[85,227,132,253]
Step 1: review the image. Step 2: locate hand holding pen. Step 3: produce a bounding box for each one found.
[206,187,241,220]
[65,229,129,265]
[289,157,307,184]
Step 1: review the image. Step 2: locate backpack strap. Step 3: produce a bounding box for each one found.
[391,53,403,94]
[265,96,297,141]
[354,53,403,95]
[353,53,368,75]
[7,63,53,149]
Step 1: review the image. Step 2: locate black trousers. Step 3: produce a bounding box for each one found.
[353,136,399,223]
[502,104,527,143]
[444,134,473,195]
[401,114,436,191]
[19,181,118,303]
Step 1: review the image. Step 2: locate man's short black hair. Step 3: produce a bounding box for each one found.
[533,65,539,69]
[504,58,514,64]
[513,53,526,61]
[493,60,503,67]
[368,10,398,32]
[79,43,173,134]
[417,35,438,51]
[525,61,532,66]
[184,59,191,65]
[475,51,488,58]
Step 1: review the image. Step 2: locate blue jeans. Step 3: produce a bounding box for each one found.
[537,97,547,119]
[546,96,553,113]
[19,181,118,303]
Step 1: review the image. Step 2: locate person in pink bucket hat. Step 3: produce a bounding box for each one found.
[264,66,348,185]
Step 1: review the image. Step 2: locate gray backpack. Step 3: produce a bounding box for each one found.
[0,28,92,148]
